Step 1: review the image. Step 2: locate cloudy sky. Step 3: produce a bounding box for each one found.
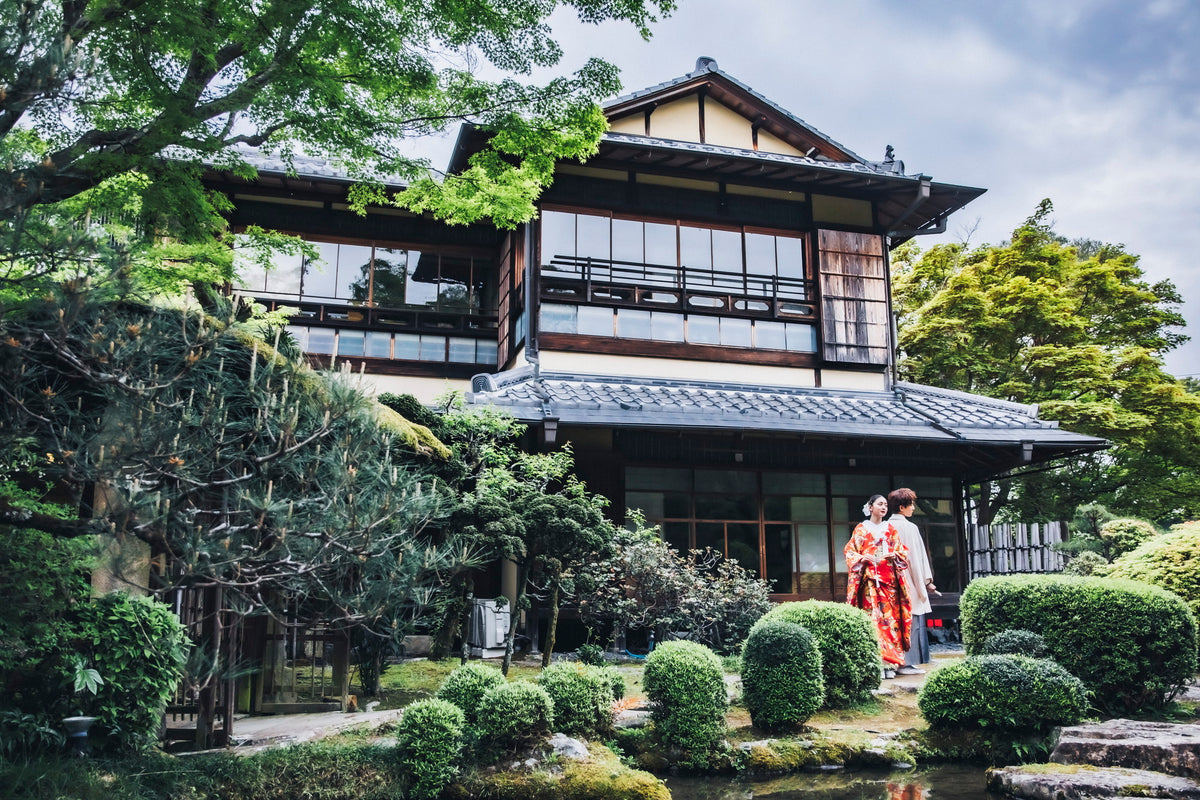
[508,0,1198,377]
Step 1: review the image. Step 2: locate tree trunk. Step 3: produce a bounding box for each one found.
[459,575,475,665]
[541,583,560,668]
[501,562,529,677]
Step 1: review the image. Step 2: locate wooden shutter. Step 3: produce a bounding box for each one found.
[817,230,889,365]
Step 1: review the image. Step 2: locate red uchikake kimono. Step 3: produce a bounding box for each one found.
[844,522,912,668]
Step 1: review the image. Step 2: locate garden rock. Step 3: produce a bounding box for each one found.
[1051,719,1200,779]
[987,764,1200,799]
[549,733,589,760]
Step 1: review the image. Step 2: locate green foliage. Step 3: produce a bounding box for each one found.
[740,620,824,732]
[1108,522,1200,619]
[1,0,673,236]
[755,601,881,708]
[1061,550,1110,576]
[918,654,1087,732]
[396,698,465,800]
[579,513,773,654]
[978,629,1049,659]
[893,203,1200,523]
[1099,518,1159,560]
[960,574,1198,713]
[642,640,728,764]
[476,681,555,750]
[69,593,190,753]
[1072,503,1115,538]
[436,662,506,723]
[576,643,606,665]
[536,662,618,737]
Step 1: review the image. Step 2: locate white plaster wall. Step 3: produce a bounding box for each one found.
[648,97,700,141]
[351,373,472,403]
[819,370,887,391]
[703,102,754,150]
[537,350,817,388]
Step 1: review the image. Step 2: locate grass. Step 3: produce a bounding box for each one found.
[365,656,547,709]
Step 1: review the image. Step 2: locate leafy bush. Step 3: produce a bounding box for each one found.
[979,629,1049,659]
[1108,522,1200,619]
[960,574,1197,713]
[642,640,727,763]
[755,600,880,708]
[536,662,618,737]
[476,681,555,749]
[918,654,1087,731]
[576,643,606,665]
[396,698,465,800]
[436,662,505,723]
[71,593,189,752]
[740,620,823,731]
[1099,518,1158,560]
[1062,550,1109,576]
[580,516,772,655]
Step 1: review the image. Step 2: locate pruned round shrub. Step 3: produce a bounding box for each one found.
[536,662,617,737]
[1062,550,1109,576]
[979,629,1049,659]
[1108,522,1200,620]
[1100,518,1158,560]
[960,574,1197,713]
[436,662,505,723]
[576,642,606,665]
[918,654,1086,731]
[754,600,880,708]
[475,680,554,749]
[642,640,728,763]
[70,593,189,752]
[741,620,824,731]
[396,698,465,800]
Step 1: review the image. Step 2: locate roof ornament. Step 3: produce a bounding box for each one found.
[695,56,718,73]
[883,144,904,174]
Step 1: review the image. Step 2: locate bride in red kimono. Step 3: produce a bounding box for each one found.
[844,494,912,678]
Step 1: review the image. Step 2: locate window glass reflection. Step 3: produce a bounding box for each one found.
[370,248,410,307]
[756,320,786,349]
[448,337,476,363]
[337,244,373,302]
[394,334,420,360]
[541,304,577,334]
[577,306,614,337]
[612,218,643,265]
[336,330,365,357]
[618,309,652,339]
[302,242,340,299]
[576,212,611,266]
[720,317,753,347]
[365,332,391,358]
[777,236,805,280]
[651,312,685,342]
[688,315,720,345]
[541,211,575,269]
[644,222,676,268]
[418,335,445,362]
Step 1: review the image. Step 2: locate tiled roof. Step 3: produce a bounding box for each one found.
[601,131,918,183]
[466,368,1106,449]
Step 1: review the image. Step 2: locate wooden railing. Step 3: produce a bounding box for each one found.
[967,521,1068,578]
[541,256,817,320]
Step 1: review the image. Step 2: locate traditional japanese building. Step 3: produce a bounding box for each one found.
[213,58,1105,611]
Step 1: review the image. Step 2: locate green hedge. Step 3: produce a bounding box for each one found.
[1108,523,1200,619]
[741,620,823,731]
[978,629,1049,659]
[754,601,879,707]
[642,641,727,765]
[536,663,618,737]
[396,698,465,800]
[476,681,555,749]
[918,654,1086,731]
[436,662,505,723]
[960,574,1197,713]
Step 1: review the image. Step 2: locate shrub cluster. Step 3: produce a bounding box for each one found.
[979,629,1049,659]
[918,654,1086,731]
[436,662,505,723]
[396,698,465,800]
[1099,518,1158,560]
[476,681,555,750]
[576,643,606,665]
[755,601,879,707]
[740,620,823,731]
[1062,550,1109,576]
[71,593,190,753]
[960,574,1197,713]
[1107,522,1200,619]
[536,662,620,737]
[642,641,728,764]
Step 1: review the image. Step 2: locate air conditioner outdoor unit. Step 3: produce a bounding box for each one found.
[468,598,510,658]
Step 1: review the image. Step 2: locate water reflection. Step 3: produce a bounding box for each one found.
[665,765,1000,799]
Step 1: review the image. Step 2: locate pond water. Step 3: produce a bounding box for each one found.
[665,764,1001,800]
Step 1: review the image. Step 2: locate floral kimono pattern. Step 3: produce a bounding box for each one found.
[844,522,912,667]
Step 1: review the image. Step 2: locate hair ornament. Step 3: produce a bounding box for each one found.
[861,503,872,518]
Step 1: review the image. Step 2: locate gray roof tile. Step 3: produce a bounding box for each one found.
[466,369,1107,449]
